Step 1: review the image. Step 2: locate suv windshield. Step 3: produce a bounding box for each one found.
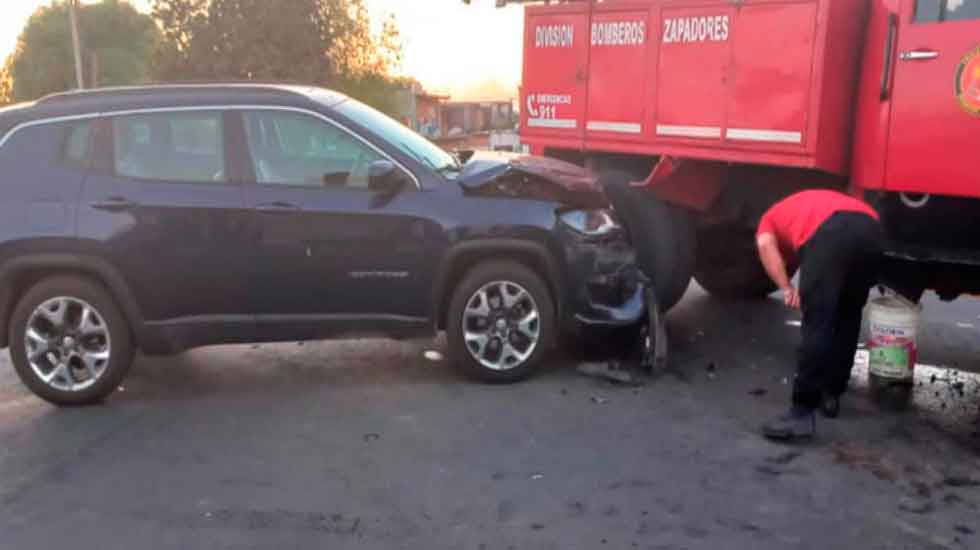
[326,94,460,180]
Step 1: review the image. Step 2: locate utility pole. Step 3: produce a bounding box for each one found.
[69,0,84,89]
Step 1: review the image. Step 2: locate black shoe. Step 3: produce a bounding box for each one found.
[762,407,816,441]
[820,392,841,419]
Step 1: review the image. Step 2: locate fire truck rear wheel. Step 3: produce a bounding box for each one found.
[599,170,695,312]
[693,224,778,299]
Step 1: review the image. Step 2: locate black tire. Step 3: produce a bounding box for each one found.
[693,224,778,299]
[600,170,695,312]
[447,261,556,382]
[8,275,134,406]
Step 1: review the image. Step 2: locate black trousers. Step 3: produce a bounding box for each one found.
[794,212,884,409]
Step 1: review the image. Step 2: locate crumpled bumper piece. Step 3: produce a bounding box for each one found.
[563,234,648,327]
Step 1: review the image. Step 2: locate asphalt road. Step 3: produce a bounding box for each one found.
[1,286,979,550]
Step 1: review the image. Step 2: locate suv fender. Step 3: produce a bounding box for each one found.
[431,239,564,330]
[0,253,145,349]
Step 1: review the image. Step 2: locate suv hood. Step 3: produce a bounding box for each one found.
[457,152,606,208]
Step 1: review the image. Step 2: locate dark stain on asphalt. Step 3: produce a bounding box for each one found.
[943,476,980,488]
[180,508,361,533]
[602,504,620,517]
[566,500,586,517]
[766,451,802,465]
[943,493,963,505]
[754,464,789,476]
[954,525,975,536]
[829,441,900,482]
[497,500,516,523]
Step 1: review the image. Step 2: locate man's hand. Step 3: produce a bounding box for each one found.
[783,286,801,310]
[757,233,796,310]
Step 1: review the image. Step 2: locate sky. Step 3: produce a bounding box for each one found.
[0,0,524,100]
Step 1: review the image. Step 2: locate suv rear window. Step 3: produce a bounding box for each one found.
[112,111,226,183]
[63,121,92,168]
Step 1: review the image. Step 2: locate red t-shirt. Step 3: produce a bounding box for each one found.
[756,190,879,254]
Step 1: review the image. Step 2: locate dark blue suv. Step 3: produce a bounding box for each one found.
[0,85,645,405]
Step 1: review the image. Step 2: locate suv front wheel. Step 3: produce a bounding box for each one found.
[9,276,134,406]
[447,261,555,382]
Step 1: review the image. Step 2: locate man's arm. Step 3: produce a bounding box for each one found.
[756,232,800,309]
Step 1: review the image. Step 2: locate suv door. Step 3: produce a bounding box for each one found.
[236,108,433,339]
[78,110,254,340]
[885,0,980,198]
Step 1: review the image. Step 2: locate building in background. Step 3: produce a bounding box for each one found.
[394,82,522,152]
[394,82,450,138]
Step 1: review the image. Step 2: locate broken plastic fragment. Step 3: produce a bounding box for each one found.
[423,350,444,362]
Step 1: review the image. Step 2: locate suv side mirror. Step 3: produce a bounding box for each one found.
[368,160,404,193]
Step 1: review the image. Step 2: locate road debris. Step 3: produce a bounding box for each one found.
[590,395,609,405]
[749,388,768,396]
[577,362,643,386]
[706,362,717,380]
[954,525,975,536]
[898,496,934,515]
[766,451,802,465]
[530,473,544,480]
[363,433,380,442]
[423,350,444,362]
[943,475,980,488]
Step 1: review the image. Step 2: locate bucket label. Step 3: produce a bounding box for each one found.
[869,345,912,379]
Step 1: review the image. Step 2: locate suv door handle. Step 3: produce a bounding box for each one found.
[899,50,939,61]
[90,197,135,212]
[255,201,302,212]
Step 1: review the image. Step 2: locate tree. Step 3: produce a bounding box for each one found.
[6,1,159,102]
[151,0,406,113]
[0,60,12,105]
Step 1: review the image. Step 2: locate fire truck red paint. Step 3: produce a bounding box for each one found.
[518,0,980,306]
[522,0,874,173]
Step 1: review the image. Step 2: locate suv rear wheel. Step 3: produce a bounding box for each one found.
[447,261,555,382]
[9,276,134,406]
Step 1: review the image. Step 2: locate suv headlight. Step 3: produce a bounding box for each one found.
[560,209,621,237]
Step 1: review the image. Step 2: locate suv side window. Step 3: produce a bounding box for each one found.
[112,111,226,183]
[242,110,384,189]
[915,0,980,22]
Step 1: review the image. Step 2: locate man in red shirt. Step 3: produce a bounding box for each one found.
[756,189,883,441]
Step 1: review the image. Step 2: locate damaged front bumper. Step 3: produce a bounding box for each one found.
[561,231,648,328]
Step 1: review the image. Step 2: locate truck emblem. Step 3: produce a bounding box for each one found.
[955,45,980,116]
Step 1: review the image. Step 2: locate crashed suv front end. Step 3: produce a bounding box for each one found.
[457,153,647,331]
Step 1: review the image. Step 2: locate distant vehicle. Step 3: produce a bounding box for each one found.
[518,0,980,308]
[0,84,645,406]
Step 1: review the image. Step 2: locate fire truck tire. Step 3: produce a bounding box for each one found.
[693,224,777,299]
[600,171,695,312]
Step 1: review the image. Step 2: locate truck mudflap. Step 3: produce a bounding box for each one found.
[640,156,727,213]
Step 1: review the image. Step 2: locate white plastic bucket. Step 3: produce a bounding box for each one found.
[867,295,921,381]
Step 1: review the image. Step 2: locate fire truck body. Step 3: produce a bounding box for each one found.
[520,0,980,307]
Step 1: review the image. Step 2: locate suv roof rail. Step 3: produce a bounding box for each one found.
[36,83,317,105]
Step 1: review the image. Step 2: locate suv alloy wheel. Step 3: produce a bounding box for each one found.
[447,261,555,382]
[9,276,134,406]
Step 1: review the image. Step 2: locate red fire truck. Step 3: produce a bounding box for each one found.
[515,0,980,310]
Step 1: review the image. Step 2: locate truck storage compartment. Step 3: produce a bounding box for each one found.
[520,0,870,174]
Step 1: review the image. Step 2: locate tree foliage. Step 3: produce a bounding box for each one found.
[0,60,12,106]
[6,1,159,102]
[151,0,406,113]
